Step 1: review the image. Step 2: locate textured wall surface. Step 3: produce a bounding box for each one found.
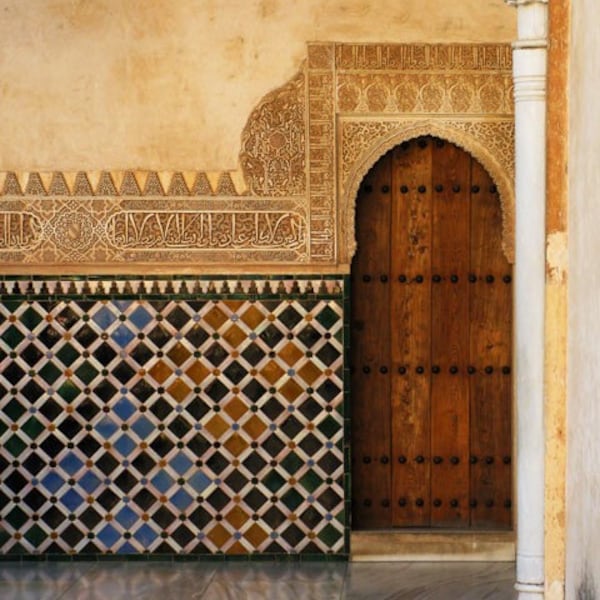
[566,0,600,596]
[0,0,515,172]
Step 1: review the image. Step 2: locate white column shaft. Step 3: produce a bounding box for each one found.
[507,1,548,598]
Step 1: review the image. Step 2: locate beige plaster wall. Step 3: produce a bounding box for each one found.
[0,0,515,172]
[566,0,600,597]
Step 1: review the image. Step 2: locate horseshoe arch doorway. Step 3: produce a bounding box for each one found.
[350,136,513,531]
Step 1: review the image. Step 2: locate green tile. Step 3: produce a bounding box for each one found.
[262,470,286,493]
[39,362,62,385]
[3,398,26,420]
[5,434,27,457]
[56,343,80,367]
[317,523,342,547]
[21,416,45,439]
[1,325,25,348]
[317,416,342,438]
[74,361,100,384]
[24,524,47,547]
[20,306,44,329]
[299,470,323,493]
[57,380,81,403]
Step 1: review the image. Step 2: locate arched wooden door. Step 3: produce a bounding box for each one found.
[351,136,512,530]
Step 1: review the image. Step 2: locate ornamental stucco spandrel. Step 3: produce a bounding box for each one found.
[0,43,514,272]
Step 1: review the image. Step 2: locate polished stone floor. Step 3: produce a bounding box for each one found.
[0,560,517,599]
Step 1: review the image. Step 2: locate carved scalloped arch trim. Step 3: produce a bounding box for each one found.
[341,120,515,264]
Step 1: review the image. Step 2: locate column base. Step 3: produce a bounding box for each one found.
[515,582,545,598]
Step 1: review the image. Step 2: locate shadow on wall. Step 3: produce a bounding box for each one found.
[578,568,597,600]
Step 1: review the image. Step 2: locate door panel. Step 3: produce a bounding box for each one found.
[351,151,392,529]
[351,136,512,530]
[469,161,513,528]
[390,141,432,527]
[430,140,471,527]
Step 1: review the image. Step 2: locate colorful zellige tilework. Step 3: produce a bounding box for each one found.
[0,279,345,555]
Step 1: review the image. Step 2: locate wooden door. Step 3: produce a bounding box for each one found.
[351,137,512,530]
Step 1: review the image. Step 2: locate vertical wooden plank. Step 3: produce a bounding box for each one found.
[430,138,471,528]
[469,161,513,529]
[390,138,432,527]
[351,151,392,529]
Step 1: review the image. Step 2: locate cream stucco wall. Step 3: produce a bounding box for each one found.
[0,0,515,172]
[566,0,600,597]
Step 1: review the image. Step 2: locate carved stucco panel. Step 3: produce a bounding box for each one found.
[338,118,515,264]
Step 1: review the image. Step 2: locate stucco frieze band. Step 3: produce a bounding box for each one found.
[0,43,514,272]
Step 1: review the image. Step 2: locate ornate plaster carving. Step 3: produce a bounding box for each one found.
[239,69,306,197]
[338,119,515,264]
[0,42,514,271]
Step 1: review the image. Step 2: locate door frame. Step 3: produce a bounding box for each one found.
[342,126,517,558]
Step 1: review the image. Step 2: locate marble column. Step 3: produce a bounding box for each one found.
[505,1,548,599]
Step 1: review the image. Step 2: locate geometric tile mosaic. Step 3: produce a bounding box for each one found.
[0,277,346,556]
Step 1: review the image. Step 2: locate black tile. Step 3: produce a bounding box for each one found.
[95,452,119,475]
[277,306,303,329]
[206,451,228,475]
[316,343,341,366]
[298,397,321,420]
[4,470,28,494]
[299,506,322,529]
[114,470,138,494]
[187,434,211,457]
[206,488,229,512]
[22,453,46,476]
[222,361,248,385]
[3,363,26,385]
[130,343,154,367]
[79,506,103,529]
[262,506,286,529]
[317,488,342,510]
[185,398,211,421]
[112,361,136,384]
[280,415,304,439]
[281,523,305,547]
[39,434,65,458]
[242,380,267,403]
[204,343,228,367]
[147,324,171,348]
[131,379,155,402]
[189,505,213,528]
[259,325,284,348]
[37,326,62,349]
[204,379,228,402]
[152,505,176,528]
[61,524,85,546]
[297,325,321,349]
[23,488,47,512]
[97,488,119,511]
[224,470,249,493]
[150,434,175,457]
[73,324,99,346]
[76,398,101,420]
[93,380,118,402]
[58,416,83,438]
[94,343,118,366]
[132,452,157,476]
[165,306,191,329]
[241,344,266,366]
[41,506,67,528]
[171,524,194,547]
[150,397,173,420]
[261,397,285,420]
[21,344,43,367]
[242,453,267,476]
[298,433,321,456]
[78,435,102,458]
[168,415,192,437]
[133,488,157,510]
[316,380,341,402]
[184,324,209,347]
[318,452,343,475]
[262,434,285,457]
[56,306,80,329]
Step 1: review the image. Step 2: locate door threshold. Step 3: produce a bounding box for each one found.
[350,529,515,562]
